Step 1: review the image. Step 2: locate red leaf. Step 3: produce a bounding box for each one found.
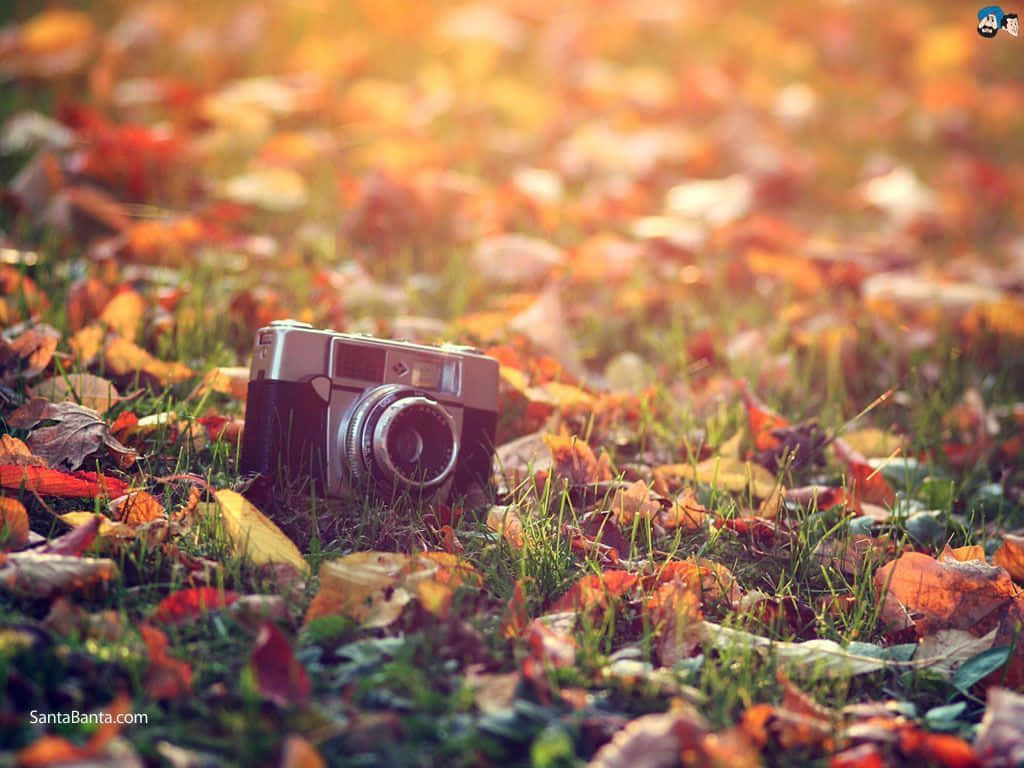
[898,727,980,768]
[0,465,128,498]
[738,379,790,452]
[251,622,310,708]
[151,587,240,625]
[833,438,896,507]
[550,571,639,613]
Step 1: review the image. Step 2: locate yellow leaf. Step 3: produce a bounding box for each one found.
[840,428,903,459]
[58,512,134,539]
[655,457,778,498]
[214,490,309,576]
[304,551,409,627]
[98,291,145,342]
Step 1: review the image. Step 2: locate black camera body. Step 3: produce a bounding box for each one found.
[239,320,499,502]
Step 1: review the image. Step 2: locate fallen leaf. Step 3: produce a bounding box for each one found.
[587,703,708,768]
[97,289,146,341]
[304,551,410,627]
[8,398,136,470]
[151,586,240,625]
[279,735,326,768]
[0,551,117,598]
[471,233,565,285]
[655,457,779,498]
[42,512,102,555]
[833,437,896,507]
[738,379,790,452]
[657,487,708,531]
[192,366,251,401]
[1,324,60,380]
[0,465,128,498]
[0,496,29,550]
[486,504,524,547]
[993,535,1024,584]
[219,166,309,211]
[544,433,613,486]
[29,373,124,413]
[214,489,309,576]
[58,511,135,540]
[251,621,310,707]
[140,623,192,699]
[0,434,46,467]
[975,688,1024,768]
[646,578,703,666]
[550,571,639,613]
[609,480,662,526]
[14,694,129,768]
[104,335,193,385]
[110,490,164,525]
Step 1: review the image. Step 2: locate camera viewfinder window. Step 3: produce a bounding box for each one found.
[411,360,442,389]
[334,343,386,382]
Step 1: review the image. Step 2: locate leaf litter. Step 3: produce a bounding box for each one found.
[1,0,1024,765]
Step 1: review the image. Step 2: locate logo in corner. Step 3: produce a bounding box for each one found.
[978,6,1020,38]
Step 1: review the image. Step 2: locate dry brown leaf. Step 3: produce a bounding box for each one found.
[140,623,192,699]
[0,434,46,467]
[58,511,136,540]
[7,398,136,471]
[486,505,524,547]
[1,324,60,380]
[29,373,124,413]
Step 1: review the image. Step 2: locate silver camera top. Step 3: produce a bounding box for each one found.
[249,320,498,413]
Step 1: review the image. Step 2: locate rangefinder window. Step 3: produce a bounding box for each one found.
[410,360,441,389]
[334,343,386,382]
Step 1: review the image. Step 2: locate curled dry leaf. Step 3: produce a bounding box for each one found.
[609,480,661,526]
[251,621,311,708]
[833,437,896,507]
[485,504,524,547]
[29,372,124,413]
[646,578,703,666]
[214,489,309,576]
[8,398,136,470]
[657,487,708,531]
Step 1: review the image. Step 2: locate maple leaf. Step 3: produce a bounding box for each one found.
[7,397,136,470]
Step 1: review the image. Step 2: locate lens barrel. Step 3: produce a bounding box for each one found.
[343,385,458,493]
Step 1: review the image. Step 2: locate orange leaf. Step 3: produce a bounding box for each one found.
[898,727,980,768]
[543,433,612,486]
[738,379,790,452]
[0,465,127,498]
[110,491,164,525]
[833,437,896,507]
[550,570,639,613]
[152,587,239,625]
[140,623,192,700]
[993,535,1024,583]
[0,496,29,550]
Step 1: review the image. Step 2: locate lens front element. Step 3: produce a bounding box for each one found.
[373,397,457,487]
[343,386,459,494]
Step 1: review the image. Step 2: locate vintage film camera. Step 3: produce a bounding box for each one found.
[239,320,499,502]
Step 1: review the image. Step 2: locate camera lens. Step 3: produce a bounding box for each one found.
[343,386,459,493]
